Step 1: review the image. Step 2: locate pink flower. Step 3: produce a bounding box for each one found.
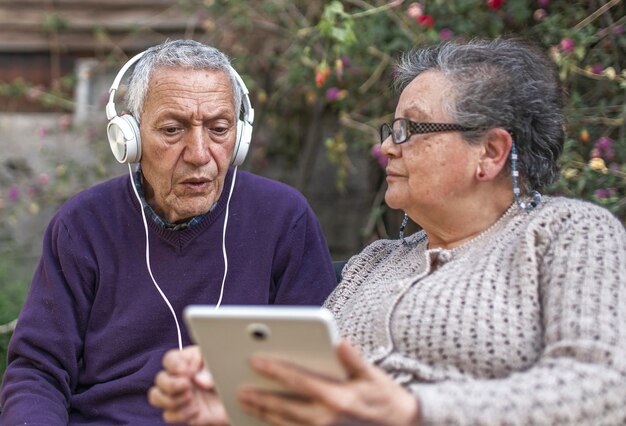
[8,185,20,202]
[591,64,604,75]
[406,2,423,19]
[37,127,50,138]
[594,189,610,199]
[614,25,624,36]
[325,87,347,102]
[371,144,388,168]
[487,0,505,10]
[559,37,575,53]
[595,136,612,150]
[326,87,341,102]
[439,28,454,40]
[533,9,547,21]
[594,188,618,199]
[537,0,550,7]
[38,173,50,186]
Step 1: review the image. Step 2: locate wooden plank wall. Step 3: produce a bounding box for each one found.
[0,0,203,53]
[0,0,205,111]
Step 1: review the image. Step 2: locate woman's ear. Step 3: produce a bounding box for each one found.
[476,128,512,181]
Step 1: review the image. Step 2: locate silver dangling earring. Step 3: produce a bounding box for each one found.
[511,142,541,211]
[399,213,409,242]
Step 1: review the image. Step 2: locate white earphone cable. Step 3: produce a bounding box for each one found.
[128,164,183,351]
[215,166,238,310]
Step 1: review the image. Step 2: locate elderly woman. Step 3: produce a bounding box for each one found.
[149,38,626,425]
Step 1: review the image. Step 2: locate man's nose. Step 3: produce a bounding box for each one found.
[183,127,212,165]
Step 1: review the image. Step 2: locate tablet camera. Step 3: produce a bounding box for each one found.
[247,323,271,341]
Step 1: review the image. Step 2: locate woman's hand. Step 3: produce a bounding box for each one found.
[237,339,420,426]
[148,345,230,426]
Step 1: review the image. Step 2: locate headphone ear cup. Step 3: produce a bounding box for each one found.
[107,115,141,164]
[231,119,252,166]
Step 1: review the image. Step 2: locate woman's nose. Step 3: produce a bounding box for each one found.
[380,135,399,158]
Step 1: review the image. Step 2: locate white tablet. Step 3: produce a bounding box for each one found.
[183,305,347,426]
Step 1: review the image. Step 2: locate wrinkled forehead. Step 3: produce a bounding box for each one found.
[147,66,235,101]
[396,71,455,120]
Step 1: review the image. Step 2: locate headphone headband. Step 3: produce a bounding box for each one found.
[105,51,147,121]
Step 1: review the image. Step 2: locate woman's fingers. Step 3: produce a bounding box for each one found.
[336,339,372,380]
[248,355,338,402]
[242,339,420,426]
[239,388,326,426]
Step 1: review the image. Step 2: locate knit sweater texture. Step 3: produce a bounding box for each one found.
[0,168,336,425]
[325,197,626,425]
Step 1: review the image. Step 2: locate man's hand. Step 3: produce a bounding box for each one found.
[148,345,230,426]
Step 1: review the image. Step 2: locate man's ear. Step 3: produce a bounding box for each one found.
[476,128,512,181]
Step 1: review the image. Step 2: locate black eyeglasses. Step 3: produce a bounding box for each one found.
[380,118,475,144]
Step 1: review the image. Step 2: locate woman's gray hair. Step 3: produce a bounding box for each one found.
[395,37,565,191]
[125,39,243,125]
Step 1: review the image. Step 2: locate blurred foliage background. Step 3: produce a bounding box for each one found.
[200,0,626,212]
[1,0,625,378]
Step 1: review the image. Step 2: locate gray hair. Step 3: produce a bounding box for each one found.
[125,39,243,125]
[395,38,565,191]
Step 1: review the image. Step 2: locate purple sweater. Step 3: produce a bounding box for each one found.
[0,169,335,425]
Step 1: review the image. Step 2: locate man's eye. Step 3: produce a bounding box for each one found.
[162,126,182,136]
[212,127,228,135]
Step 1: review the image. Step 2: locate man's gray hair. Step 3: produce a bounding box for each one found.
[395,38,565,191]
[125,39,243,125]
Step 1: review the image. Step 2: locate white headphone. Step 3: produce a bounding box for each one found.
[105,50,254,166]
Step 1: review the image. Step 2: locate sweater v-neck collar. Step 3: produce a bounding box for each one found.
[126,168,234,252]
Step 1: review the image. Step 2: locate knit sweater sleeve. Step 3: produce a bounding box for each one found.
[0,214,94,425]
[412,202,626,425]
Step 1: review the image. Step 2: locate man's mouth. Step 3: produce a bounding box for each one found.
[180,177,212,190]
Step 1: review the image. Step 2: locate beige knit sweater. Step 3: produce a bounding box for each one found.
[324,197,626,425]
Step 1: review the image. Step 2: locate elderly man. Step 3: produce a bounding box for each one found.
[0,39,336,424]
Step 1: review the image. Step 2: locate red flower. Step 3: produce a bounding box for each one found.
[487,0,504,9]
[417,14,434,28]
[315,64,331,88]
